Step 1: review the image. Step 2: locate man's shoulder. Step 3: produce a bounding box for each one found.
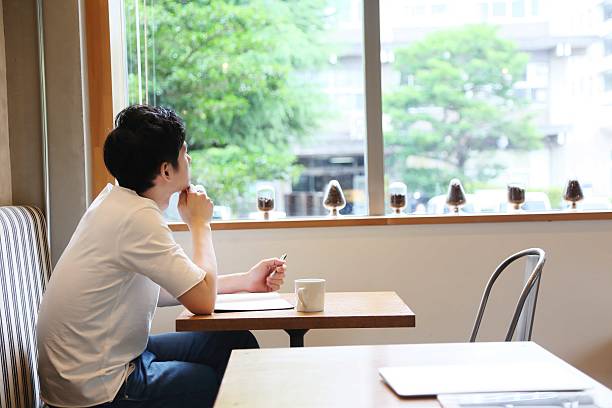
[94,185,160,216]
[84,185,164,233]
[127,205,165,225]
[120,202,169,239]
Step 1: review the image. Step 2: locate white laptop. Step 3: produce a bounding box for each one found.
[379,361,593,397]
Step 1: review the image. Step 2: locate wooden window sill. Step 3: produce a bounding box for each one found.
[168,211,612,231]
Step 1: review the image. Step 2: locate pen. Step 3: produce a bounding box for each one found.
[270,254,287,279]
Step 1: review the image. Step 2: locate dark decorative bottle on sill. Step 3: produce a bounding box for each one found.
[563,179,584,210]
[446,178,466,214]
[507,184,526,211]
[389,181,408,215]
[323,180,346,216]
[257,185,275,220]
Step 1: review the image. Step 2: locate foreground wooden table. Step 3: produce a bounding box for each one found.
[215,342,612,407]
[176,291,415,347]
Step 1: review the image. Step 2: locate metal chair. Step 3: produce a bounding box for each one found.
[470,248,546,342]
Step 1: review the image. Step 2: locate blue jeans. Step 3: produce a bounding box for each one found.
[96,331,258,407]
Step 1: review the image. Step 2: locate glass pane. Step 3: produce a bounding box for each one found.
[492,2,506,17]
[605,4,612,21]
[512,0,525,18]
[480,2,489,20]
[605,38,612,56]
[123,0,366,220]
[531,0,539,16]
[381,0,612,214]
[604,72,612,92]
[431,4,448,15]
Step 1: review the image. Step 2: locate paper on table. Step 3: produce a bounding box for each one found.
[214,292,294,312]
[437,391,603,408]
[379,361,593,397]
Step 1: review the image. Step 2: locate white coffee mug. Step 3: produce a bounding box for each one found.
[295,279,325,312]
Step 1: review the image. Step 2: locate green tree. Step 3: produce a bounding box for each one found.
[125,0,327,208]
[189,145,302,215]
[384,25,542,196]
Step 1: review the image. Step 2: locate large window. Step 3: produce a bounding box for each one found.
[118,0,612,221]
[123,0,366,220]
[380,0,612,214]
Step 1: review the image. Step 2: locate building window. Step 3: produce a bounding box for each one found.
[492,1,507,17]
[605,38,612,56]
[531,0,540,16]
[480,2,489,20]
[512,0,525,17]
[410,4,426,17]
[604,3,612,21]
[604,71,612,92]
[431,4,448,16]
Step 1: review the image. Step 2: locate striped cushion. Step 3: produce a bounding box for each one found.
[0,207,51,408]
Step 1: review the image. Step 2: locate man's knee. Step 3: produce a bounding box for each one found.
[155,364,220,408]
[239,330,259,349]
[224,330,259,349]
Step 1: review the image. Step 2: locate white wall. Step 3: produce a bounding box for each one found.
[151,220,612,387]
[0,0,11,205]
[3,0,45,210]
[42,0,90,265]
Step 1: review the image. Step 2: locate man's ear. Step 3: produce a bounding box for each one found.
[160,162,172,181]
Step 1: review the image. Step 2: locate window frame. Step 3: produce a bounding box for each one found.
[86,0,115,195]
[86,0,612,231]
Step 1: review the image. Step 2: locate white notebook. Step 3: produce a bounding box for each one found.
[214,292,294,312]
[379,362,593,397]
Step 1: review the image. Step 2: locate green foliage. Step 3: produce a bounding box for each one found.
[189,144,302,208]
[385,25,542,196]
[543,186,563,209]
[125,0,328,207]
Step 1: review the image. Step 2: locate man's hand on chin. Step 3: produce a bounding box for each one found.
[244,258,287,292]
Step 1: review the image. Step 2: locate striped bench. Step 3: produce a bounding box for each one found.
[0,206,51,408]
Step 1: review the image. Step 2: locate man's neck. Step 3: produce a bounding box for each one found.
[141,187,172,211]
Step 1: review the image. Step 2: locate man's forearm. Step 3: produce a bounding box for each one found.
[217,273,248,294]
[190,223,218,295]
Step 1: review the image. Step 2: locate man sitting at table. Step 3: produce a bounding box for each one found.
[37,104,287,408]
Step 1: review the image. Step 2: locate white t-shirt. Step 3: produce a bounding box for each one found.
[37,184,205,407]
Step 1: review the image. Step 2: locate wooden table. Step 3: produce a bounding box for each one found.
[215,341,612,407]
[176,291,415,347]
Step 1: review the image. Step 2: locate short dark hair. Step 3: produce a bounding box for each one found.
[103,105,186,194]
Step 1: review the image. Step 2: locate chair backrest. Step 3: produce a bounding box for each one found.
[0,206,51,408]
[470,248,546,342]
